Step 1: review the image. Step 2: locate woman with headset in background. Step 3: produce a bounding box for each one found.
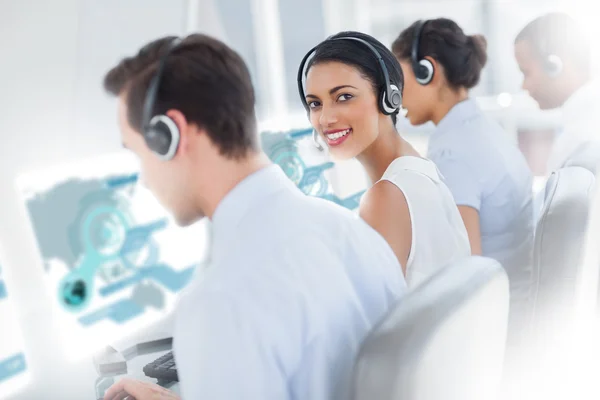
[297,31,470,288]
[391,19,534,334]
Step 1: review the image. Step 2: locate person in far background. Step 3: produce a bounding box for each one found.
[392,18,535,340]
[514,12,599,173]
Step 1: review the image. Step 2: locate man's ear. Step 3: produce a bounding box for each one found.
[165,109,187,133]
[165,109,189,154]
[425,56,441,85]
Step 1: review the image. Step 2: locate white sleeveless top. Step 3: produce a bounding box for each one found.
[379,156,471,287]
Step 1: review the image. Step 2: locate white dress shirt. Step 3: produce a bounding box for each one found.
[173,164,406,400]
[547,78,600,171]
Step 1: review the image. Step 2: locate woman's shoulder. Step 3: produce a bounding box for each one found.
[377,156,462,213]
[381,156,443,186]
[363,156,447,214]
[362,179,407,210]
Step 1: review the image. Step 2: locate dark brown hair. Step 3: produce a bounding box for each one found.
[305,31,404,125]
[104,34,258,158]
[392,18,487,90]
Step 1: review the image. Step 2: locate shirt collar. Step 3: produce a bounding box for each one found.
[434,98,480,138]
[210,164,297,256]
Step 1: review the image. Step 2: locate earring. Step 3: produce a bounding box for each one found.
[312,129,324,151]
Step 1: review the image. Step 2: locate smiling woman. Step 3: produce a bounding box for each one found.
[305,63,382,159]
[297,31,471,287]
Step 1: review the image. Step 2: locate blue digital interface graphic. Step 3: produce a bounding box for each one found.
[286,128,312,140]
[105,173,139,189]
[320,191,366,210]
[0,264,6,301]
[24,172,197,328]
[262,128,364,209]
[0,280,6,301]
[0,353,26,385]
[0,266,28,387]
[80,263,196,326]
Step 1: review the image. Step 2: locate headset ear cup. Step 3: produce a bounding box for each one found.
[146,115,180,161]
[416,59,434,85]
[381,91,394,115]
[389,84,402,108]
[381,84,402,115]
[545,54,563,77]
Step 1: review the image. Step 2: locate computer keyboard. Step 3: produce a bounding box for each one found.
[143,351,178,382]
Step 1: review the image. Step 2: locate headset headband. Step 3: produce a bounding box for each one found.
[142,37,183,130]
[297,36,397,113]
[411,20,428,70]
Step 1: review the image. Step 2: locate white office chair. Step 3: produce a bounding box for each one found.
[351,256,509,400]
[562,142,600,312]
[562,141,600,175]
[531,166,596,342]
[508,166,600,400]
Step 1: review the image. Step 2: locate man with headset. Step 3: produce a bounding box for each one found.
[101,34,406,400]
[514,12,599,173]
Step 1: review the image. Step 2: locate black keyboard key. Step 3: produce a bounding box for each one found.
[143,351,179,382]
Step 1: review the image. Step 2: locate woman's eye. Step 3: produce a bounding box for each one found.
[338,94,353,101]
[308,101,320,109]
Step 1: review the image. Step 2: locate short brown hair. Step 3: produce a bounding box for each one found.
[104,34,258,158]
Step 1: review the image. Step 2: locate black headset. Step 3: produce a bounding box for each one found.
[141,37,183,161]
[297,36,402,116]
[411,20,435,85]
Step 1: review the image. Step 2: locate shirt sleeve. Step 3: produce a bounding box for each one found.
[173,289,288,400]
[431,151,482,211]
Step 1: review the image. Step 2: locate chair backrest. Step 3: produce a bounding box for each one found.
[532,166,596,341]
[562,143,600,314]
[562,141,600,175]
[351,256,509,400]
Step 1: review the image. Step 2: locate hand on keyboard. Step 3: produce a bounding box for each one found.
[104,378,181,400]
